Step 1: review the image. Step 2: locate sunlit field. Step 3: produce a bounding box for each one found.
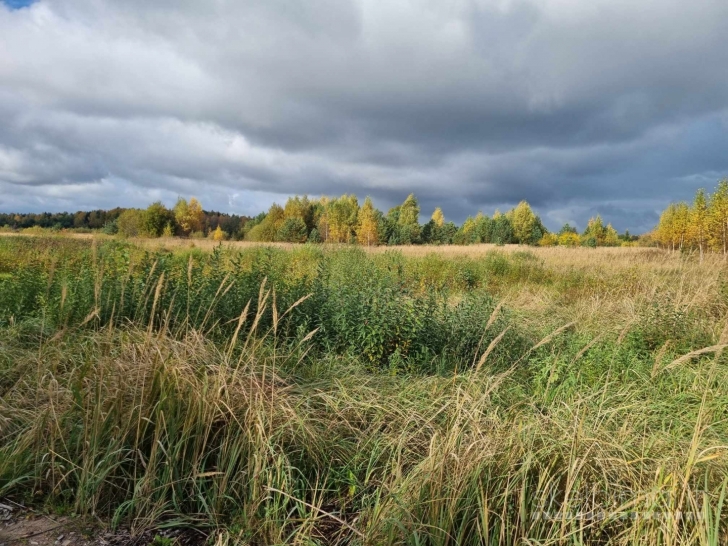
[1,234,727,545]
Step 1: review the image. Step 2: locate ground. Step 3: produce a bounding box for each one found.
[0,502,203,546]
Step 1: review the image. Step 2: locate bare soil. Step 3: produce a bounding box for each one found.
[0,502,204,546]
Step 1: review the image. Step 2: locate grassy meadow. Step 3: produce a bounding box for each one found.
[1,234,727,545]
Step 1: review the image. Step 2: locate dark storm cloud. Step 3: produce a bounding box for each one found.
[1,0,727,231]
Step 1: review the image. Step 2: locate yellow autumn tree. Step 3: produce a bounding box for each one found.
[538,232,558,246]
[656,203,678,250]
[604,223,620,246]
[558,232,581,247]
[174,197,204,235]
[688,189,709,261]
[284,195,315,231]
[245,203,285,242]
[211,225,227,241]
[709,179,728,255]
[356,197,379,246]
[461,216,476,236]
[510,201,538,245]
[327,195,359,243]
[431,207,445,227]
[674,202,690,251]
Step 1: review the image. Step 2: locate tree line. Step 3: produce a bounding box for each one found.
[0,199,249,240]
[654,179,728,260]
[244,194,631,247]
[2,193,637,247]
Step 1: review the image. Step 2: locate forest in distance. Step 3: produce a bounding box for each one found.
[2,179,728,255]
[4,194,626,247]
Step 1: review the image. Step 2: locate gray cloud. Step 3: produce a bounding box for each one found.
[1,0,727,231]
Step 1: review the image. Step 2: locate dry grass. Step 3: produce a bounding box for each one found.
[3,310,727,545]
[1,234,728,544]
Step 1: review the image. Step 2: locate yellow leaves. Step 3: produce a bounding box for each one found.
[431,207,445,227]
[538,233,558,246]
[657,181,728,256]
[356,197,378,246]
[558,232,580,247]
[174,196,204,235]
[211,225,226,241]
[325,194,359,243]
[510,201,537,244]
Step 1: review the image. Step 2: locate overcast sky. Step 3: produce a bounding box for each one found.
[1,0,727,232]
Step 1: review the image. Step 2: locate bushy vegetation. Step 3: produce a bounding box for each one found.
[1,236,727,545]
[0,238,525,372]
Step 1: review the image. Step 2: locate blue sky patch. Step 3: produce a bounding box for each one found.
[3,0,36,9]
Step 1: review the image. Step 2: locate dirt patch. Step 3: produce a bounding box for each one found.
[0,502,205,546]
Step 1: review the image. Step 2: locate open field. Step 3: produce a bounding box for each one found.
[1,235,728,545]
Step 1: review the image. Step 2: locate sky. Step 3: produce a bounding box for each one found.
[1,0,727,233]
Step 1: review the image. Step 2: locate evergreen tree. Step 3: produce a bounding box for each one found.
[276,217,308,243]
[491,213,514,245]
[308,228,322,243]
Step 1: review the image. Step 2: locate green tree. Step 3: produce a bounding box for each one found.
[276,217,308,243]
[246,204,284,242]
[582,216,611,246]
[604,224,620,246]
[491,213,514,245]
[102,219,119,235]
[473,213,493,244]
[509,201,544,245]
[73,211,88,229]
[308,227,322,243]
[116,209,144,238]
[388,194,421,245]
[284,195,315,232]
[142,201,175,237]
[398,194,420,226]
[457,215,477,244]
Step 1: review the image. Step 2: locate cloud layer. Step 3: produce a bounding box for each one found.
[1,0,727,231]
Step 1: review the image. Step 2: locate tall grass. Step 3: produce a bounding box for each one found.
[0,238,527,372]
[1,235,727,544]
